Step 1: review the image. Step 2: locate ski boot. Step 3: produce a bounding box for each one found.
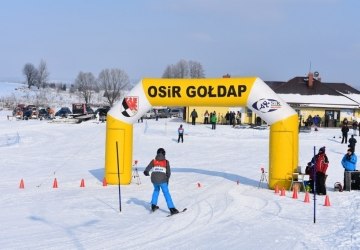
[151,204,159,212]
[169,208,179,215]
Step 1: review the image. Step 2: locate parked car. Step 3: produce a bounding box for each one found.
[143,109,156,119]
[23,109,33,120]
[169,108,183,118]
[38,108,49,119]
[55,107,72,118]
[156,108,171,118]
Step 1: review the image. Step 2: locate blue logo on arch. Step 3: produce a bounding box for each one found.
[252,98,281,113]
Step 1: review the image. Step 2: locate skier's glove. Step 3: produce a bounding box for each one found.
[144,170,149,176]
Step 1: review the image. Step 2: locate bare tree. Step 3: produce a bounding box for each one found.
[162,59,205,78]
[189,60,205,78]
[98,68,129,107]
[23,63,39,88]
[162,65,175,78]
[74,72,97,104]
[174,59,189,78]
[38,60,49,88]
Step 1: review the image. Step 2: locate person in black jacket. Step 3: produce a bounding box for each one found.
[341,124,349,144]
[143,148,179,215]
[349,135,357,152]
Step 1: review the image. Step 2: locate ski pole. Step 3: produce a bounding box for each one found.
[313,146,316,224]
[116,141,122,213]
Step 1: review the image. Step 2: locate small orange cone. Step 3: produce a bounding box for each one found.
[304,192,310,203]
[274,184,279,194]
[324,195,331,206]
[80,178,85,188]
[197,182,201,188]
[19,179,24,189]
[292,186,298,199]
[53,178,58,188]
[280,187,286,196]
[102,177,107,187]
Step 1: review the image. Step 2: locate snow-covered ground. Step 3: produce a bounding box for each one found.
[0,107,360,249]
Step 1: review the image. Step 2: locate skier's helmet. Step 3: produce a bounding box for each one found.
[157,148,166,155]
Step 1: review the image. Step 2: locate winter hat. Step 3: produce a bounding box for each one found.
[319,146,326,153]
[157,148,166,155]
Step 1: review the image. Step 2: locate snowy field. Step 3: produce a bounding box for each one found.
[0,109,360,250]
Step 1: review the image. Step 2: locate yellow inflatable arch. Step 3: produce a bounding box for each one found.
[105,78,298,189]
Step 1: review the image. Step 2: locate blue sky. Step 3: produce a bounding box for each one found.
[1,0,360,88]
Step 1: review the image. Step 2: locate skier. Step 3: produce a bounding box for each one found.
[143,148,179,215]
[178,124,184,143]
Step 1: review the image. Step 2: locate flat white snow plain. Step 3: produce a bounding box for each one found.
[0,111,359,250]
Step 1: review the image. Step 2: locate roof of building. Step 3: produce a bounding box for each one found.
[265,76,360,95]
[265,75,360,108]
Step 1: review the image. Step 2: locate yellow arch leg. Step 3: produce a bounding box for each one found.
[105,115,133,185]
[269,114,299,189]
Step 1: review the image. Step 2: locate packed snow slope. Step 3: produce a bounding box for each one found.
[0,111,360,250]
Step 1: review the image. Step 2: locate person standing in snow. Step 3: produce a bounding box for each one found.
[341,147,357,190]
[341,124,349,144]
[190,109,198,125]
[210,111,217,130]
[178,124,184,143]
[349,134,357,152]
[204,110,209,124]
[305,162,314,192]
[311,146,329,195]
[143,148,179,215]
[352,120,358,135]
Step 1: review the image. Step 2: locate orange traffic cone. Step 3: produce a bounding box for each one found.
[324,195,331,206]
[80,178,85,187]
[304,192,310,203]
[274,184,279,194]
[197,182,201,188]
[53,178,58,188]
[102,177,107,187]
[280,187,286,196]
[19,179,24,189]
[292,186,298,199]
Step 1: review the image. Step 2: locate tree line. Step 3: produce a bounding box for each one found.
[22,59,205,107]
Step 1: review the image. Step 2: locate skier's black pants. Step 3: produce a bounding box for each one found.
[178,134,183,143]
[316,172,327,195]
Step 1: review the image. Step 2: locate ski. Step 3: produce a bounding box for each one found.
[166,208,187,217]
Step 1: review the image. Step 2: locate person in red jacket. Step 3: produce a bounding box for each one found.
[143,148,179,215]
[311,146,329,195]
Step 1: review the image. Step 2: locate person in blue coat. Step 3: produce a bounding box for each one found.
[341,147,357,190]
